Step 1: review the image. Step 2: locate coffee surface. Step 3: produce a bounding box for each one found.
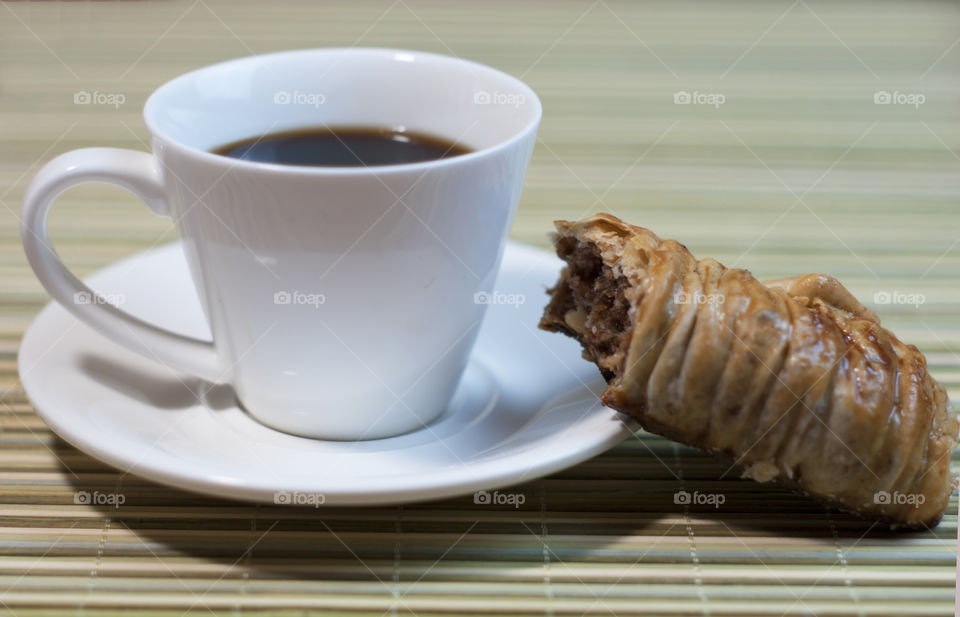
[212,126,472,167]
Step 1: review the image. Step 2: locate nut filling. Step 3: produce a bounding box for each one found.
[539,236,633,382]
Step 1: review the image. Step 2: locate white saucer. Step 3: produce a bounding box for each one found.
[19,241,635,505]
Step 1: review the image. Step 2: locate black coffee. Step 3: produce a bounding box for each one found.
[212,126,472,167]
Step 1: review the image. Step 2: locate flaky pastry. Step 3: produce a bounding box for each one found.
[540,214,958,527]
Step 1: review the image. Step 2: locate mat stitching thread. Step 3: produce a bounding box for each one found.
[233,505,259,617]
[78,474,121,617]
[672,442,710,617]
[81,516,110,617]
[391,504,402,617]
[540,484,554,617]
[827,512,863,617]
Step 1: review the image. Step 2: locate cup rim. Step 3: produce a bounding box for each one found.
[143,47,542,176]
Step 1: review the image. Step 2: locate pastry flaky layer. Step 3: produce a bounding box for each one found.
[539,213,958,528]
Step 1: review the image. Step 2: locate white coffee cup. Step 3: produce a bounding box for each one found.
[21,48,541,440]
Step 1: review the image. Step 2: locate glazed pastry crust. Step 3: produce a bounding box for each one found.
[540,213,958,528]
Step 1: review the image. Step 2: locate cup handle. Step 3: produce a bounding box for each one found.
[21,147,223,383]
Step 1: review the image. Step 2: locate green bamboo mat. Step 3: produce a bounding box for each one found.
[1,0,958,615]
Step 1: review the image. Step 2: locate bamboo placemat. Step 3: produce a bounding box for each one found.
[1,0,958,615]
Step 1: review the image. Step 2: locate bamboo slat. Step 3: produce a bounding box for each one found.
[0,0,958,615]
